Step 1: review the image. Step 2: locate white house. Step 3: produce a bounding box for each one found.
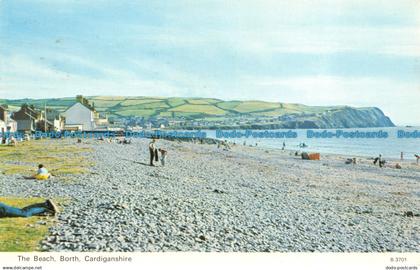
[1,118,17,133]
[63,96,109,131]
[0,105,17,133]
[0,120,6,133]
[63,102,96,131]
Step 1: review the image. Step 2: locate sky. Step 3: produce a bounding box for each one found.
[0,0,419,125]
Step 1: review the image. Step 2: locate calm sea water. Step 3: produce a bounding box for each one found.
[205,127,420,160]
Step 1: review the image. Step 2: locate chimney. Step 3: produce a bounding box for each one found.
[76,95,84,103]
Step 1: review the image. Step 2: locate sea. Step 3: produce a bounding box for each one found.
[205,127,420,160]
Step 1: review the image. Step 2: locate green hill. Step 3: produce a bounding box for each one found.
[1,96,395,129]
[1,96,331,118]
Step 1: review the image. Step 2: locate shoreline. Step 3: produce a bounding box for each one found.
[171,137,420,169]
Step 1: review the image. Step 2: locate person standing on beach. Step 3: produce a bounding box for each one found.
[374,154,382,166]
[149,139,158,166]
[158,148,167,166]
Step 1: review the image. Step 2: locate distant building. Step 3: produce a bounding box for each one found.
[36,119,55,132]
[46,108,65,131]
[0,105,17,133]
[63,95,108,131]
[95,112,109,129]
[11,104,43,132]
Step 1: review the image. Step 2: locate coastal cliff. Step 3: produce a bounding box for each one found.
[203,107,395,129]
[277,107,395,129]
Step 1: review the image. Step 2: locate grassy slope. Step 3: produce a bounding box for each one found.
[0,140,92,251]
[2,96,344,119]
[0,140,92,176]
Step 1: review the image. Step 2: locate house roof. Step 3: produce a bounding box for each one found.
[11,105,41,120]
[65,101,96,113]
[22,104,41,117]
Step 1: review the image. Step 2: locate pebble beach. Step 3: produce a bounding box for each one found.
[1,138,419,252]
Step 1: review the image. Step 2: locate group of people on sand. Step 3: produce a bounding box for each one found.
[372,153,420,169]
[373,154,386,168]
[1,135,17,146]
[148,138,167,167]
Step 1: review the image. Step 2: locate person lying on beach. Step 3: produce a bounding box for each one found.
[0,199,58,218]
[24,164,51,180]
[158,148,167,166]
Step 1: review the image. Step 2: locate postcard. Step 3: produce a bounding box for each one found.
[0,1,419,269]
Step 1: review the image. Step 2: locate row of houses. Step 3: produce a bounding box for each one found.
[0,95,109,134]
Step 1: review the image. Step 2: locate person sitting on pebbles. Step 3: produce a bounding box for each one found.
[24,164,51,180]
[0,199,58,218]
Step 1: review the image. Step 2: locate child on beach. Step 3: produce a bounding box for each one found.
[24,164,51,180]
[158,148,167,166]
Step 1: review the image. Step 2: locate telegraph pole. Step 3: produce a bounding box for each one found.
[44,102,47,132]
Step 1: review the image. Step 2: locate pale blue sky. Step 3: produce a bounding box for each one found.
[0,0,419,124]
